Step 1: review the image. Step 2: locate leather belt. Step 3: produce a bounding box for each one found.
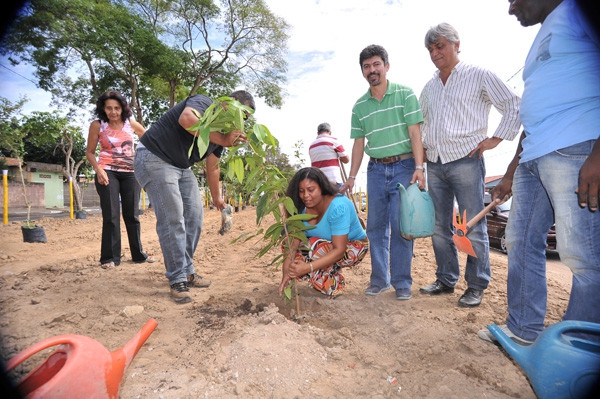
[370,152,413,164]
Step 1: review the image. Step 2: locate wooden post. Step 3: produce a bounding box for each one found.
[3,170,8,225]
[69,177,74,220]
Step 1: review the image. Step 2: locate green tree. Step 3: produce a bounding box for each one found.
[1,0,176,122]
[1,0,289,124]
[0,96,36,226]
[131,0,289,108]
[23,126,87,169]
[0,97,26,156]
[21,112,88,211]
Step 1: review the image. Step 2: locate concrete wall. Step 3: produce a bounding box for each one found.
[4,182,46,208]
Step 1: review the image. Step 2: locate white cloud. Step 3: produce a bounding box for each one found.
[258,0,539,189]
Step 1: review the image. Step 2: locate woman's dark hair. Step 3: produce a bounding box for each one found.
[286,167,339,213]
[94,91,132,123]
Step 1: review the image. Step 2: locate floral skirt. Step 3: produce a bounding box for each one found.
[294,237,369,297]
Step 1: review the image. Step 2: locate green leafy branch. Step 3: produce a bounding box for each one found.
[186,96,314,313]
[187,96,278,185]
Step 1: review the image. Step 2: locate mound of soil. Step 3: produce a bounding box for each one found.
[0,207,570,398]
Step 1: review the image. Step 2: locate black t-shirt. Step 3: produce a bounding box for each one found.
[140,95,224,168]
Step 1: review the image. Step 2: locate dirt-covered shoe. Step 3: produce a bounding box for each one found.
[170,281,192,304]
[365,285,391,296]
[187,274,212,288]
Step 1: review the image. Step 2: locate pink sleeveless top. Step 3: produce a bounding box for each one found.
[96,120,136,172]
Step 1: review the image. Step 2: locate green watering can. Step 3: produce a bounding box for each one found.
[488,321,600,398]
[397,183,435,239]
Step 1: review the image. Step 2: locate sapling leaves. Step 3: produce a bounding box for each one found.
[184,96,314,309]
[283,281,294,300]
[187,96,256,164]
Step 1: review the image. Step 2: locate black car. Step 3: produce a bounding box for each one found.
[485,195,557,254]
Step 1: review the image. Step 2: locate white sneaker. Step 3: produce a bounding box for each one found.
[478,324,533,346]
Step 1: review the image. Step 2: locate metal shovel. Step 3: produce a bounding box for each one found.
[453,200,498,257]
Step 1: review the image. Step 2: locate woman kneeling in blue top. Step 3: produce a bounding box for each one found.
[279,167,369,298]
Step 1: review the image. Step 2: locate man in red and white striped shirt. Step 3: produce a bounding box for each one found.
[309,122,349,187]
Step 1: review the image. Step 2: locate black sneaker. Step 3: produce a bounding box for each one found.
[170,281,192,304]
[187,274,212,288]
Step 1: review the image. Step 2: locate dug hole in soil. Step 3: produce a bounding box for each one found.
[0,207,571,398]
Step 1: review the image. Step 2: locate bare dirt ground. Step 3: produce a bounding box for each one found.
[0,207,571,398]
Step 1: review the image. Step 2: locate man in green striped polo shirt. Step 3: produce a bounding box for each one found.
[340,44,425,301]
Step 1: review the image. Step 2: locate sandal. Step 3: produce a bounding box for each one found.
[101,261,115,269]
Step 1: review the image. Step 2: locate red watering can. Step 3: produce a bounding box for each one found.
[6,318,158,399]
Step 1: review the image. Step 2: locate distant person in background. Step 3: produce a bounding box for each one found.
[418,22,521,308]
[309,122,349,187]
[340,44,425,301]
[86,90,155,269]
[279,167,368,298]
[478,0,600,346]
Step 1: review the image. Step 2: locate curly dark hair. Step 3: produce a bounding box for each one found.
[286,167,339,213]
[94,91,133,123]
[359,44,389,66]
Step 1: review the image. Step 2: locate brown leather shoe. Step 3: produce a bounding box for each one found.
[419,280,455,295]
[170,281,192,304]
[458,288,484,307]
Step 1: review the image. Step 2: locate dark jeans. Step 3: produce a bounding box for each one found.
[95,170,147,265]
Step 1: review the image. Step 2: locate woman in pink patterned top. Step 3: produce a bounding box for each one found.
[86,91,155,269]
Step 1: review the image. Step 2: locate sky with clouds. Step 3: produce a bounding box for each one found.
[0,0,540,190]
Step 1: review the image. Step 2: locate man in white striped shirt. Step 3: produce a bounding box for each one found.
[418,23,521,308]
[309,122,349,187]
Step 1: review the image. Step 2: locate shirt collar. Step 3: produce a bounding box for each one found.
[366,80,393,100]
[434,60,464,78]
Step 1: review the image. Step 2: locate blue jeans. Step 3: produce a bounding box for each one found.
[427,155,490,290]
[506,140,600,341]
[134,148,204,285]
[366,158,414,290]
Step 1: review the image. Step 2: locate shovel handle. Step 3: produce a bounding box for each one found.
[340,162,367,230]
[466,200,499,230]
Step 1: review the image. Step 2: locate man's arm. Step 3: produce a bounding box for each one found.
[334,138,350,164]
[469,137,503,159]
[408,123,425,189]
[486,70,522,142]
[490,131,524,204]
[205,153,226,211]
[577,138,600,211]
[469,70,521,158]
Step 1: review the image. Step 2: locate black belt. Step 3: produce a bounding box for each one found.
[370,152,413,164]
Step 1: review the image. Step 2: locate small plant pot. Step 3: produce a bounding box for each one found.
[75,210,87,219]
[21,225,47,243]
[242,205,247,210]
[234,206,239,212]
